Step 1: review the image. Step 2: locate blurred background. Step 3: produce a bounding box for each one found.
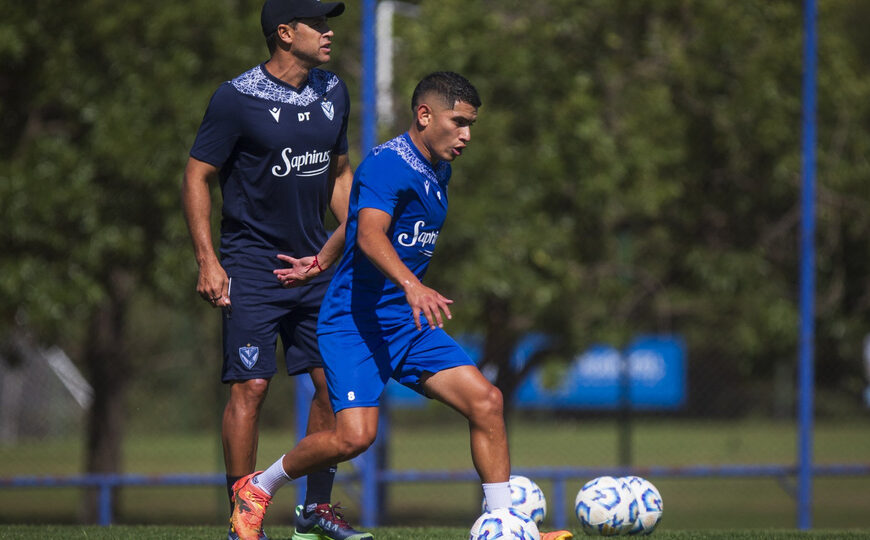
[1,0,869,531]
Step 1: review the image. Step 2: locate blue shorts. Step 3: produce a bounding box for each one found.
[317,323,474,412]
[221,275,328,383]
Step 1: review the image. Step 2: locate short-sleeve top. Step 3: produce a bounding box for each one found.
[190,63,349,281]
[318,133,451,333]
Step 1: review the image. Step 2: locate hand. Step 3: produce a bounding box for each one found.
[274,254,320,288]
[197,260,231,308]
[404,282,453,330]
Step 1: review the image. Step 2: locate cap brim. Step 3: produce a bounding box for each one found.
[262,1,346,36]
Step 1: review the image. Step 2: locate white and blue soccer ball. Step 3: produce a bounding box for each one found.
[574,476,638,536]
[481,475,547,527]
[469,507,540,540]
[621,476,663,535]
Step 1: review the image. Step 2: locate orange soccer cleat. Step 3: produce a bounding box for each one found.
[540,531,574,540]
[229,472,272,540]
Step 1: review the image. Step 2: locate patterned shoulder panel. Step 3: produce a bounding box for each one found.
[230,66,340,106]
[373,135,450,186]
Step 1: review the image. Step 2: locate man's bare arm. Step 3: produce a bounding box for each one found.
[274,153,353,286]
[357,207,453,330]
[182,156,230,307]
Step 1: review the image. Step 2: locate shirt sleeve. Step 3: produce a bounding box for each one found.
[332,79,350,156]
[189,83,240,168]
[356,154,403,217]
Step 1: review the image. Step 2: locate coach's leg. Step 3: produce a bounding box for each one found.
[302,367,338,508]
[306,367,336,434]
[422,365,510,483]
[223,378,270,504]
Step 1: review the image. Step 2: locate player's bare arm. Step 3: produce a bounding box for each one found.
[182,156,230,308]
[275,153,353,287]
[357,207,453,330]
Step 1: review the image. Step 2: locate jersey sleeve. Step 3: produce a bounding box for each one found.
[332,78,350,156]
[189,83,241,168]
[356,154,404,216]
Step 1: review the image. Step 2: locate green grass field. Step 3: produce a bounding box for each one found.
[1,417,869,531]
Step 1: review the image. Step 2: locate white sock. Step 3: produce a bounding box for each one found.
[483,481,512,510]
[251,455,292,496]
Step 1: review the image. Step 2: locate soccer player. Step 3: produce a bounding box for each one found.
[181,1,369,539]
[228,72,515,540]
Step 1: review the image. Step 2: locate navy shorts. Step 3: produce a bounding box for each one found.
[317,323,474,413]
[221,275,328,383]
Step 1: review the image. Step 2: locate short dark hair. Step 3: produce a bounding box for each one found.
[411,71,481,111]
[265,31,278,54]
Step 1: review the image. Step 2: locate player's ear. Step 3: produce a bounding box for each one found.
[276,23,294,47]
[415,103,432,129]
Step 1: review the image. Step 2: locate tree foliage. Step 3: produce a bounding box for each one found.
[0,0,267,517]
[0,0,265,333]
[393,0,870,413]
[1,2,868,494]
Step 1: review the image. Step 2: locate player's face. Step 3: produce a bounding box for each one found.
[420,100,478,164]
[284,17,334,67]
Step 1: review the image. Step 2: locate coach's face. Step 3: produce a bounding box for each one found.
[417,98,477,164]
[281,16,334,67]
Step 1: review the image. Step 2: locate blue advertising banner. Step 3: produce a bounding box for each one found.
[384,334,686,410]
[514,335,686,410]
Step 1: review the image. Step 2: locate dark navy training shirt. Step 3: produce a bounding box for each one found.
[190,63,349,281]
[318,133,451,334]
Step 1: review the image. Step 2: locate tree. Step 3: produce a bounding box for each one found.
[392,0,870,414]
[0,0,266,519]
[2,4,869,523]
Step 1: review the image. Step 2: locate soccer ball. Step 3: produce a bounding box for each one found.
[621,476,663,535]
[481,475,547,526]
[469,507,540,540]
[574,476,638,536]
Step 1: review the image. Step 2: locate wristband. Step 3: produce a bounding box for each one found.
[311,255,324,272]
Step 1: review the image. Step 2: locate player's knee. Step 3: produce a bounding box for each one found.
[230,379,269,408]
[336,427,377,460]
[487,385,505,417]
[472,384,504,421]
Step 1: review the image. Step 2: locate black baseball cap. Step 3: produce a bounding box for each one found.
[261,0,346,36]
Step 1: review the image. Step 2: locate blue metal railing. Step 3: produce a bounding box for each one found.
[3,463,868,528]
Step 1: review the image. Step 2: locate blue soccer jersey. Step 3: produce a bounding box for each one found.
[318,133,451,333]
[190,63,349,281]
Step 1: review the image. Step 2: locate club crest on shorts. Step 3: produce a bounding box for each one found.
[239,344,259,369]
[321,99,335,121]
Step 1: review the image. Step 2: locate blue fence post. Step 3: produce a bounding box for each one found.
[295,376,314,508]
[361,0,377,154]
[798,0,817,531]
[358,445,379,528]
[97,475,113,526]
[356,0,379,528]
[552,477,567,530]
